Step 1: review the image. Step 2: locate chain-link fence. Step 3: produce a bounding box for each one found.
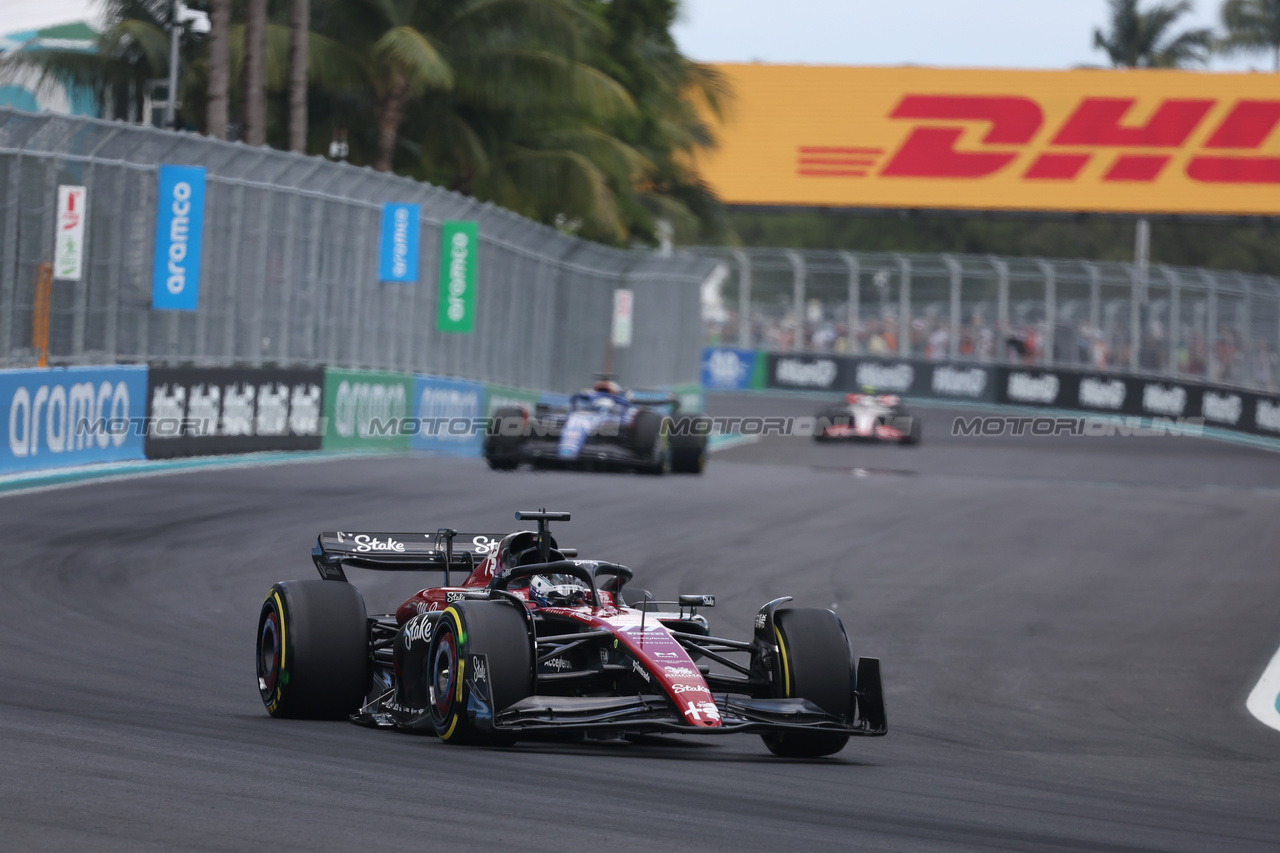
[697,247,1280,393]
[0,108,716,393]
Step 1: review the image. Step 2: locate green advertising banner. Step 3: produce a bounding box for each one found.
[323,368,414,451]
[438,221,478,333]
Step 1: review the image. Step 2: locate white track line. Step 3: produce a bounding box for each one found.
[1247,643,1280,732]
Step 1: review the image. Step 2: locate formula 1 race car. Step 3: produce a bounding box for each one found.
[484,379,707,474]
[814,391,921,445]
[255,510,886,757]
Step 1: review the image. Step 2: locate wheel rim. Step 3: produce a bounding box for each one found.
[257,607,281,698]
[429,626,458,724]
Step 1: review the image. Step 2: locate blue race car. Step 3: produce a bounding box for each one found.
[484,379,707,474]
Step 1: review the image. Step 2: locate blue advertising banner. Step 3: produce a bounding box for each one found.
[410,374,485,457]
[1,366,148,474]
[701,347,758,390]
[151,165,206,311]
[379,203,421,283]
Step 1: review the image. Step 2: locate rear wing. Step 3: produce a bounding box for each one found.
[626,390,680,412]
[312,529,506,583]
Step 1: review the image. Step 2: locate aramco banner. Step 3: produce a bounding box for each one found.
[697,64,1280,216]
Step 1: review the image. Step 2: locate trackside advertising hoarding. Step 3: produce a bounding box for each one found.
[378,203,421,283]
[698,65,1280,215]
[994,366,1280,437]
[438,221,478,333]
[760,351,996,402]
[1,366,147,473]
[701,347,765,391]
[151,165,206,311]
[323,369,413,451]
[144,367,325,458]
[411,375,485,457]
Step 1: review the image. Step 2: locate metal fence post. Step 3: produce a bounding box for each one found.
[786,250,805,352]
[1161,266,1180,376]
[840,251,859,353]
[222,183,246,360]
[991,257,1009,363]
[0,152,21,363]
[1129,264,1142,373]
[896,255,911,357]
[1083,261,1101,337]
[734,249,751,348]
[1201,269,1218,380]
[1038,260,1055,367]
[943,254,962,361]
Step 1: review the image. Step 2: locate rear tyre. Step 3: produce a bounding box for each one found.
[670,419,708,474]
[762,608,853,758]
[485,406,526,470]
[256,580,370,719]
[428,600,533,745]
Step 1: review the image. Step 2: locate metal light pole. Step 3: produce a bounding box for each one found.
[165,0,180,128]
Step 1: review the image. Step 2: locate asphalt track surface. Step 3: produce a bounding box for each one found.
[3,393,1280,852]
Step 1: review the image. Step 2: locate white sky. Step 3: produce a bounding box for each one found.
[673,0,1263,72]
[0,0,101,36]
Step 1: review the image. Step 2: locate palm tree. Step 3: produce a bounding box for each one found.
[243,0,267,144]
[206,0,231,139]
[1219,0,1280,69]
[1093,0,1213,67]
[288,0,310,152]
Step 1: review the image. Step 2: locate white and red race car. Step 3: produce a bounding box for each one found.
[814,393,921,444]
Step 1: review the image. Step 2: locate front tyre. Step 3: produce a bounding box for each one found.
[257,580,370,719]
[428,600,534,745]
[762,608,853,758]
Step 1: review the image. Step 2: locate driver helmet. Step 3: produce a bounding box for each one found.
[861,384,877,395]
[592,379,622,396]
[529,574,590,607]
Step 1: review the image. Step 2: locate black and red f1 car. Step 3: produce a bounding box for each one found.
[256,511,886,757]
[814,392,921,444]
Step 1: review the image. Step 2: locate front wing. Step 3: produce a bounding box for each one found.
[439,653,887,739]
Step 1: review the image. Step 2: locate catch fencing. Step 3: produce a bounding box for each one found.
[698,248,1280,394]
[0,107,715,393]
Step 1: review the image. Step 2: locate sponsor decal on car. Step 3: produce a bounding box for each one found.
[631,659,651,683]
[682,700,721,722]
[401,615,434,650]
[471,535,499,555]
[665,666,698,678]
[543,657,573,671]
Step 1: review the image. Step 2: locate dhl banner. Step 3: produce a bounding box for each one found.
[698,64,1280,215]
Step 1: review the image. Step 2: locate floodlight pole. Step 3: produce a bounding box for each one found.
[165,0,180,128]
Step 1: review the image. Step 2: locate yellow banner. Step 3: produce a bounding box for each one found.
[698,64,1280,215]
